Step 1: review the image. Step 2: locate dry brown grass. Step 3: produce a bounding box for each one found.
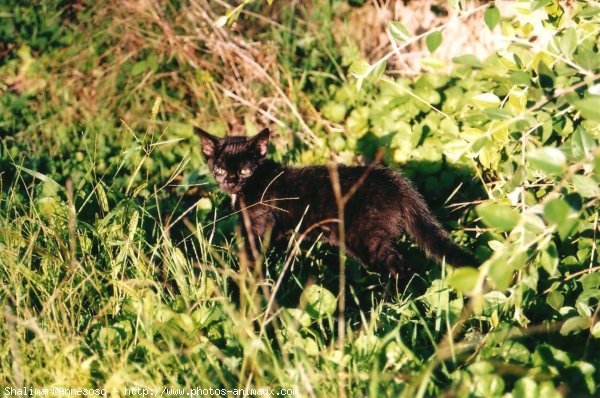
[79,0,499,136]
[66,0,300,139]
[43,0,569,140]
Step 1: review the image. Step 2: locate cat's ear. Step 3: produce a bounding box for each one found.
[252,128,270,157]
[195,127,218,158]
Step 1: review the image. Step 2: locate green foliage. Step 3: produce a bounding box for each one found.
[484,5,501,31]
[426,31,443,53]
[1,0,599,397]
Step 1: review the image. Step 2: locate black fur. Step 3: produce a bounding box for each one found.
[197,127,477,278]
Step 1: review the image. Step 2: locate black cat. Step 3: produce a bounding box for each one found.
[196,127,477,278]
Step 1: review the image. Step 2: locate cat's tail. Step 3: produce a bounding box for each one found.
[403,196,479,267]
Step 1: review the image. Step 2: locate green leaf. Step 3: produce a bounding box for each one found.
[510,71,532,86]
[572,175,600,198]
[301,285,337,318]
[37,197,60,217]
[41,180,59,197]
[389,21,410,42]
[370,60,387,82]
[532,0,550,11]
[353,334,380,357]
[283,308,312,328]
[497,50,520,71]
[547,290,564,311]
[350,59,371,90]
[476,202,520,231]
[592,322,600,338]
[501,341,531,364]
[423,280,449,310]
[448,267,479,293]
[560,316,589,335]
[559,28,577,55]
[571,127,597,160]
[452,54,483,68]
[540,241,559,275]
[349,59,370,78]
[573,96,600,121]
[147,54,159,72]
[322,102,347,123]
[528,147,567,174]
[426,31,442,53]
[581,272,600,290]
[488,255,515,290]
[469,361,495,375]
[131,60,147,76]
[576,300,592,318]
[574,48,600,71]
[484,6,500,30]
[569,361,597,394]
[579,6,600,18]
[287,336,319,356]
[483,108,513,120]
[538,60,555,88]
[542,199,568,225]
[513,377,538,398]
[473,93,501,108]
[543,198,580,240]
[14,165,61,188]
[545,0,564,22]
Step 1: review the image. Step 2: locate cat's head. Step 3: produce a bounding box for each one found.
[196,127,270,194]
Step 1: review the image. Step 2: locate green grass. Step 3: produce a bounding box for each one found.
[1,1,600,397]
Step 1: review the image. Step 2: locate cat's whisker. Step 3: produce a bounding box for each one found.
[201,196,299,227]
[256,196,301,213]
[257,202,289,213]
[261,196,300,203]
[260,171,286,202]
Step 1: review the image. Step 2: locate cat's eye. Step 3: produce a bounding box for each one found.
[213,167,226,175]
[240,167,251,176]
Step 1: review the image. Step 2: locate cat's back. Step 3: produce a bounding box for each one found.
[279,164,412,197]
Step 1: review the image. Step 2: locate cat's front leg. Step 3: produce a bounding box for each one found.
[240,231,257,267]
[237,204,277,268]
[237,210,260,268]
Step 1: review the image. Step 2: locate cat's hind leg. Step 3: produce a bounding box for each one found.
[350,234,412,278]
